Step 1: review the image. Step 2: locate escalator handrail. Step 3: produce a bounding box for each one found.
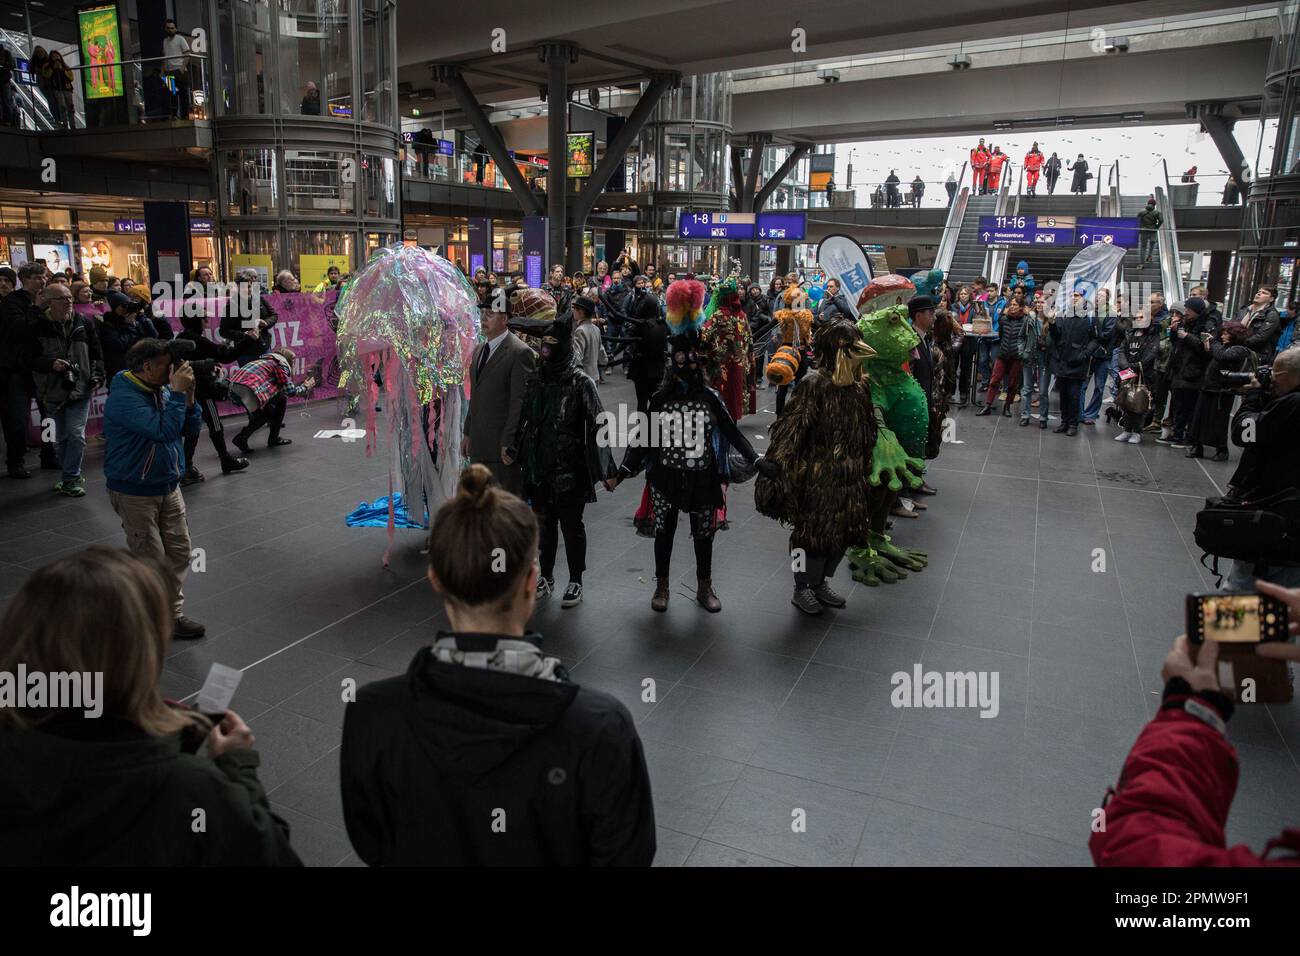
[934,160,969,275]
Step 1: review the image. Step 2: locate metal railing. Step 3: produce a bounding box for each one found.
[1157,159,1186,303]
[0,40,210,131]
[934,161,969,276]
[982,161,1016,285]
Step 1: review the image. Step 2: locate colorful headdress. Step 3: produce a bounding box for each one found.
[856,274,916,315]
[910,268,945,300]
[704,260,743,321]
[666,278,707,335]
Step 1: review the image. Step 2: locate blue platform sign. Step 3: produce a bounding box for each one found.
[756,212,806,241]
[978,215,1076,246]
[678,212,756,240]
[1076,217,1140,248]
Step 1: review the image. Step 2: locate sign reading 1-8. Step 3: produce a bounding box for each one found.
[994,216,1028,230]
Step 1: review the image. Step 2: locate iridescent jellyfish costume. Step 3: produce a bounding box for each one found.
[334,245,479,559]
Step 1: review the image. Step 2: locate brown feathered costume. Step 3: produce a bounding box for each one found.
[755,320,878,555]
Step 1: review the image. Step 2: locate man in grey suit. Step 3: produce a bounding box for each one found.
[461,305,535,494]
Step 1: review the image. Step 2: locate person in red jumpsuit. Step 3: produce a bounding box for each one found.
[1023,142,1044,196]
[986,146,1007,192]
[970,138,990,194]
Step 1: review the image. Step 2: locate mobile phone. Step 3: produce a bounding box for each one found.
[1186,591,1289,644]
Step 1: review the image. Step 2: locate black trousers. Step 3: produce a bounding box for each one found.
[956,337,979,401]
[237,393,287,443]
[1170,387,1200,441]
[633,373,659,414]
[653,507,714,579]
[0,369,29,467]
[1148,371,1172,428]
[537,497,587,583]
[1058,378,1084,427]
[184,397,235,469]
[795,550,843,589]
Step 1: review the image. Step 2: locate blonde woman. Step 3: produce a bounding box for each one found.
[0,546,301,865]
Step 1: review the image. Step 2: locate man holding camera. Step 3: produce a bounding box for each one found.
[25,282,103,497]
[102,338,205,639]
[1224,346,1300,589]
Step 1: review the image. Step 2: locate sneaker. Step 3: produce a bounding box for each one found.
[791,586,823,615]
[561,582,582,608]
[1019,417,1030,426]
[1143,421,1161,433]
[812,582,847,608]
[1114,431,1131,442]
[61,477,85,497]
[267,437,292,447]
[52,480,64,494]
[173,616,206,640]
[1156,435,1177,445]
[1127,433,1141,444]
[221,457,251,475]
[535,577,554,599]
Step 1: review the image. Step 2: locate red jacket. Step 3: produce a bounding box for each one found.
[970,147,989,170]
[1090,702,1300,866]
[1024,151,1044,172]
[988,153,1008,176]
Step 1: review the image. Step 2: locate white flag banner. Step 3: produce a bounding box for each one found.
[816,234,875,318]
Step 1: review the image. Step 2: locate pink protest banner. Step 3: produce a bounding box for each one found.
[71,290,345,437]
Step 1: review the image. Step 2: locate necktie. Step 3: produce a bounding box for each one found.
[476,343,490,378]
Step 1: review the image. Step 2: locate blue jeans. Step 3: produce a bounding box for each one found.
[1021,356,1051,420]
[976,338,998,390]
[1083,356,1111,421]
[54,398,91,482]
[1226,560,1300,591]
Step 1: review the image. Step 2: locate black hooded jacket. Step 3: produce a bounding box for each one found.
[178,314,248,400]
[340,637,656,866]
[1168,309,1219,390]
[510,316,616,504]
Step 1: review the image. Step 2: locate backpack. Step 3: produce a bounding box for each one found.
[1194,488,1300,578]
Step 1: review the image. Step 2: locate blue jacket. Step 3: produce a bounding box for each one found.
[103,370,201,496]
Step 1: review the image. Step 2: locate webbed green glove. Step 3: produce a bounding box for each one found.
[868,425,926,492]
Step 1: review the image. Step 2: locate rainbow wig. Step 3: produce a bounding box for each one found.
[665,278,707,334]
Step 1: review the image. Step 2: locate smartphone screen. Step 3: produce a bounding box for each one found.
[1189,592,1287,643]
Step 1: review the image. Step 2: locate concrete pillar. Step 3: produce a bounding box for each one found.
[541,42,577,270]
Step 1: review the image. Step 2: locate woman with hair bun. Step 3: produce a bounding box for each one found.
[340,464,656,866]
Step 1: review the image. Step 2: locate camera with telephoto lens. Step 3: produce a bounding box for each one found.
[1221,365,1272,390]
[59,362,81,390]
[164,338,216,378]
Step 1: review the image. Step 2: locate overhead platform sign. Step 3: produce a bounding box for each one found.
[1076,217,1140,248]
[978,215,1076,246]
[678,211,806,241]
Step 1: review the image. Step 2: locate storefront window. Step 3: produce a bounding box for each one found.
[223,148,279,215]
[279,0,352,118]
[362,154,397,219]
[360,0,393,125]
[363,231,396,261]
[218,0,272,115]
[30,209,73,230]
[224,228,280,282]
[289,229,355,279]
[284,149,355,214]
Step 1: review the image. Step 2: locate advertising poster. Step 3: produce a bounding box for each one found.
[78,4,124,100]
[33,243,73,275]
[566,131,594,178]
[231,254,273,286]
[300,254,352,289]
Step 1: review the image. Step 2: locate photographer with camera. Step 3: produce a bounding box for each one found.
[23,282,104,497]
[1218,346,1300,590]
[102,339,205,640]
[1090,590,1300,866]
[99,291,170,386]
[1185,320,1256,462]
[176,311,252,484]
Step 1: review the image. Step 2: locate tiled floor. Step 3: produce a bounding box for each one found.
[1,377,1297,867]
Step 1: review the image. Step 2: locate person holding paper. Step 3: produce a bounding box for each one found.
[0,546,301,865]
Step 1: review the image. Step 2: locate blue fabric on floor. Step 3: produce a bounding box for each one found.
[345,493,428,529]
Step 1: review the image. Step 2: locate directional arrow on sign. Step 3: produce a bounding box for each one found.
[982,231,991,241]
[1080,233,1091,244]
[760,228,767,238]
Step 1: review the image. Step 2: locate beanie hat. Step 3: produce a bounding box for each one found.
[89,266,109,285]
[1183,297,1209,316]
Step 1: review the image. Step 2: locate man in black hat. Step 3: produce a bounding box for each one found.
[906,295,939,497]
[1165,297,1218,448]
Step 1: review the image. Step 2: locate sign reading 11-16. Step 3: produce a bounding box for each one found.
[978,215,1076,246]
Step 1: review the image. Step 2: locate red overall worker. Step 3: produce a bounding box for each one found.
[1023,142,1044,196]
[986,146,1008,192]
[970,138,990,194]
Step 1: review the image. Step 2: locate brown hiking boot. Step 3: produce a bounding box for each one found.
[651,577,670,612]
[696,578,721,613]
